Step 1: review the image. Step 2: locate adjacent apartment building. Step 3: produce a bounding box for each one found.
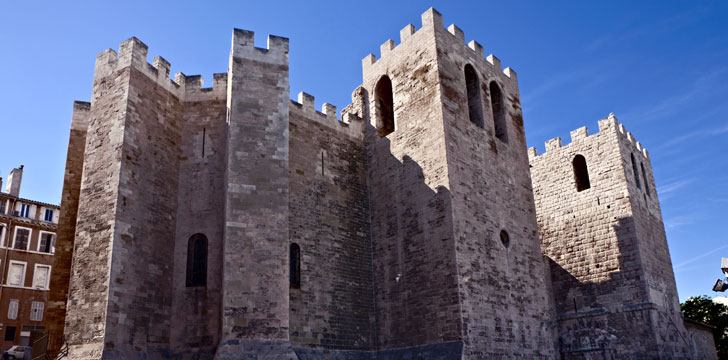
[0,165,58,350]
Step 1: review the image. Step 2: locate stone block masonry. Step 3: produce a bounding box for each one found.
[50,7,716,360]
[530,114,700,359]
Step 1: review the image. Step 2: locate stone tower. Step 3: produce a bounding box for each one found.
[529,114,692,358]
[362,8,556,358]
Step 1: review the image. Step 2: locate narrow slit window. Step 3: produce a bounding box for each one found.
[201,127,206,158]
[631,153,641,189]
[464,64,483,128]
[573,155,591,191]
[375,75,395,138]
[290,243,301,288]
[186,234,207,287]
[640,162,650,197]
[490,81,508,142]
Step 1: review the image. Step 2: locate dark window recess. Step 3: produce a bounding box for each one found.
[640,162,650,197]
[321,152,325,176]
[39,233,54,253]
[4,326,15,341]
[490,81,508,142]
[631,153,641,189]
[44,209,54,222]
[573,155,591,191]
[290,243,301,288]
[464,64,484,128]
[500,230,510,248]
[375,75,395,138]
[186,234,207,287]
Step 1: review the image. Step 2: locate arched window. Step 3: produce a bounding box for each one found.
[573,155,591,191]
[499,230,510,249]
[186,234,207,287]
[640,162,650,197]
[489,81,507,142]
[464,64,483,128]
[375,75,395,138]
[290,243,301,288]
[631,153,641,189]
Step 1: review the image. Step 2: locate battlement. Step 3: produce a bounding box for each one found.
[289,89,365,140]
[175,73,228,102]
[230,28,289,65]
[528,113,650,160]
[93,37,191,98]
[362,8,516,82]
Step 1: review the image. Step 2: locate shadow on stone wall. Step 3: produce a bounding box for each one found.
[288,120,463,359]
[545,216,691,359]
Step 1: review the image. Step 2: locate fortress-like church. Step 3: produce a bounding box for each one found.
[46,8,716,360]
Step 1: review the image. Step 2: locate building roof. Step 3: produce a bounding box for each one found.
[0,192,60,209]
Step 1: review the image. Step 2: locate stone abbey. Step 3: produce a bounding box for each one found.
[46,8,717,360]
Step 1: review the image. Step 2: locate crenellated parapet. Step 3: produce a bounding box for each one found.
[446,24,518,85]
[528,113,650,160]
[92,37,233,102]
[230,28,288,65]
[289,87,365,140]
[176,73,228,102]
[361,8,440,69]
[362,8,517,86]
[93,37,183,97]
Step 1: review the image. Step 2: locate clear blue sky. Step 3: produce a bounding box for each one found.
[1,1,726,302]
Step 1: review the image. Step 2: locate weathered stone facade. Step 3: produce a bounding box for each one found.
[529,116,716,360]
[48,8,716,360]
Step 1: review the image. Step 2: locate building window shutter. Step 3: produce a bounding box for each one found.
[8,263,24,286]
[30,301,44,321]
[34,266,49,289]
[7,299,18,320]
[14,229,30,250]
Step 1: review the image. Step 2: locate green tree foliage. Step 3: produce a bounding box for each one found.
[681,295,728,359]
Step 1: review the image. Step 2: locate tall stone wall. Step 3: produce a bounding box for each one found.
[529,115,694,358]
[617,122,691,357]
[361,9,462,351]
[46,101,90,356]
[434,16,557,359]
[64,46,133,359]
[103,39,184,358]
[287,92,374,352]
[217,29,296,359]
[63,37,187,359]
[169,74,228,358]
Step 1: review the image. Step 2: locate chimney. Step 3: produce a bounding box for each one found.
[5,165,23,197]
[0,177,3,193]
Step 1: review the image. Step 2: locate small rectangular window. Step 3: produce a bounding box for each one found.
[13,228,30,250]
[33,265,50,289]
[0,200,6,214]
[38,232,55,254]
[20,204,30,218]
[8,262,26,287]
[44,209,54,222]
[30,301,44,321]
[4,326,16,341]
[7,299,19,320]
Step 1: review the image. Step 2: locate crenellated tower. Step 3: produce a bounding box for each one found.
[362,8,556,358]
[529,114,692,359]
